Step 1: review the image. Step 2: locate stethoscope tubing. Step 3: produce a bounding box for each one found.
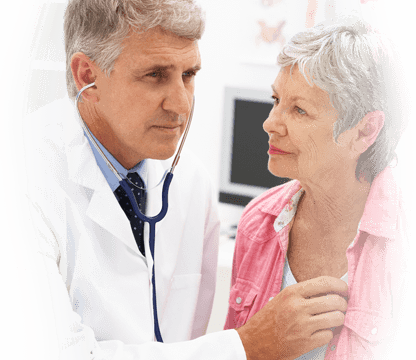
[119,172,173,342]
[75,83,123,181]
[75,82,195,343]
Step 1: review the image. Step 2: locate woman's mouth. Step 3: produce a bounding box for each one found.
[269,145,291,155]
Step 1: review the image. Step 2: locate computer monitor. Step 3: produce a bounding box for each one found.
[219,87,291,207]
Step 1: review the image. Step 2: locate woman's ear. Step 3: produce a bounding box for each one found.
[353,110,385,154]
[70,52,99,103]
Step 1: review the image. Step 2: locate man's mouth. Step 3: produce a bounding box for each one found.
[153,124,182,132]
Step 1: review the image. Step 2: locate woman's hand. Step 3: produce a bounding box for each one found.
[236,276,348,360]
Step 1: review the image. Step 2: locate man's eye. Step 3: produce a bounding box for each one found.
[183,70,196,78]
[147,71,165,78]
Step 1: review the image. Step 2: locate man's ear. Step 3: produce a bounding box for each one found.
[70,52,99,103]
[352,110,385,154]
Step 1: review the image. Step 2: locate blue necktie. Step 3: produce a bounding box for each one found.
[114,172,146,256]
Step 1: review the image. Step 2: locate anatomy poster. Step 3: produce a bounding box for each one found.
[241,0,308,65]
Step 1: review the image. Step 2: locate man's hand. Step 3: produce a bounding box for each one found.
[236,276,348,360]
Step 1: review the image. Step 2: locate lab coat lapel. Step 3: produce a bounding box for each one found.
[86,180,139,254]
[64,102,139,254]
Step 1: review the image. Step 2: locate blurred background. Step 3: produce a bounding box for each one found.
[2,0,414,358]
[20,0,415,226]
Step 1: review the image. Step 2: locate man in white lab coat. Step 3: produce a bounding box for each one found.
[24,1,348,359]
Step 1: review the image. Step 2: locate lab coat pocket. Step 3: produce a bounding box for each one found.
[229,278,259,327]
[161,273,202,342]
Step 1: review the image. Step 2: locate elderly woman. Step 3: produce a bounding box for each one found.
[225,18,407,359]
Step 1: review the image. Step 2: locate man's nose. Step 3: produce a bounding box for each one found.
[162,79,191,117]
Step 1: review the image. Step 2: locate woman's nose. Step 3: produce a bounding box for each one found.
[263,108,287,136]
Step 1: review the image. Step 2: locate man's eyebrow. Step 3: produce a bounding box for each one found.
[132,64,174,75]
[190,64,202,72]
[133,64,201,76]
[271,85,314,106]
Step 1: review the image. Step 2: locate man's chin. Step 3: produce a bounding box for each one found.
[149,147,179,161]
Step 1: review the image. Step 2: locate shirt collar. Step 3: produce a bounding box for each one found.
[358,166,400,239]
[273,187,304,232]
[259,180,302,217]
[84,130,148,193]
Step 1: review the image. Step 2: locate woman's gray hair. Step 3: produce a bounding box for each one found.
[278,17,407,183]
[64,0,205,100]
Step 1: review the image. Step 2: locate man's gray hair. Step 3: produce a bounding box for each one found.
[278,17,407,183]
[64,0,205,100]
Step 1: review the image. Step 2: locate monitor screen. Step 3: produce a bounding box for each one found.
[219,87,290,206]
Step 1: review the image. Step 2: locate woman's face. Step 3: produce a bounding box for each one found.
[263,65,356,183]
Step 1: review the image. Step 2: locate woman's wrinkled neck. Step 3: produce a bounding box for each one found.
[296,168,371,235]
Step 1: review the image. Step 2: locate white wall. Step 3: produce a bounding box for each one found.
[190,0,312,225]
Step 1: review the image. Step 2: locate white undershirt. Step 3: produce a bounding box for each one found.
[280,257,348,360]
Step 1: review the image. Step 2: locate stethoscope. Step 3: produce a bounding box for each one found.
[75,82,195,343]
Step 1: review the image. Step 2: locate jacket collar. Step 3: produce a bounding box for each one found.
[62,97,139,251]
[63,97,165,256]
[64,97,103,191]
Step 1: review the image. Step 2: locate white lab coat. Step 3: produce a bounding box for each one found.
[24,98,246,360]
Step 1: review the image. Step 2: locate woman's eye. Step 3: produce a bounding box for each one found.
[270,97,306,115]
[296,107,306,115]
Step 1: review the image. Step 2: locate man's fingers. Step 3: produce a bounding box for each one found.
[310,310,346,332]
[307,294,348,315]
[298,276,348,299]
[310,329,334,349]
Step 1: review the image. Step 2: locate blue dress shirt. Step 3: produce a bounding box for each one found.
[84,130,148,192]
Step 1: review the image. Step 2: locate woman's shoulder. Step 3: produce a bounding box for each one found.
[238,179,301,232]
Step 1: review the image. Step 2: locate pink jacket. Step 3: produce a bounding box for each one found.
[224,167,406,359]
